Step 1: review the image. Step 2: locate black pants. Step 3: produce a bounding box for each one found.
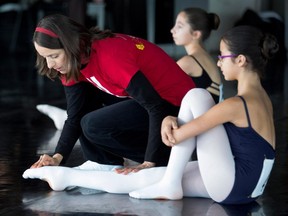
[80,99,172,166]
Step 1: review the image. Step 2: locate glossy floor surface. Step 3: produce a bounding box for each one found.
[1,29,288,216]
[0,52,288,216]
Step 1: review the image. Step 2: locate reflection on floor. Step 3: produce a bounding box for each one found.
[0,51,288,216]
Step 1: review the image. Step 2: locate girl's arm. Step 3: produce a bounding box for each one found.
[162,97,240,146]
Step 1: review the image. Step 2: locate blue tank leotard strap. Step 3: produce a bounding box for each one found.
[238,95,251,126]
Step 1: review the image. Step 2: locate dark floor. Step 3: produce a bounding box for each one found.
[0,52,287,216]
[0,21,288,216]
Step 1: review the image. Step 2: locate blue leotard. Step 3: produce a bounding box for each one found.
[221,96,275,204]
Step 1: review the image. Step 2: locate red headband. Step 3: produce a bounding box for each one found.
[35,27,59,38]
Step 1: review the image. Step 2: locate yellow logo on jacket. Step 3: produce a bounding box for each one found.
[136,43,144,50]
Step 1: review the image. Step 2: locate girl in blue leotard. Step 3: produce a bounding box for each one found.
[23,25,278,204]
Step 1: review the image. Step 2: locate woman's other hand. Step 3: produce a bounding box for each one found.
[114,161,155,175]
[30,153,63,168]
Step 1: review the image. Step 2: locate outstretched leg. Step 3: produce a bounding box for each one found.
[129,89,215,199]
[36,104,67,130]
[22,161,205,195]
[23,166,166,193]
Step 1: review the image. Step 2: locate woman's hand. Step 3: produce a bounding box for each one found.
[114,161,155,175]
[30,153,63,168]
[161,116,178,147]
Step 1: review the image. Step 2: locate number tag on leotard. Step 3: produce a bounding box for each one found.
[251,158,274,198]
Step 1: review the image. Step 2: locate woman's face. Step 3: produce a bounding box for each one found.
[34,42,69,74]
[170,12,194,46]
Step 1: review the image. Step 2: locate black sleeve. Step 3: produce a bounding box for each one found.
[125,71,175,164]
[54,82,101,164]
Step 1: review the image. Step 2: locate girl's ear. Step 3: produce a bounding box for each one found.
[236,54,248,67]
[192,30,202,40]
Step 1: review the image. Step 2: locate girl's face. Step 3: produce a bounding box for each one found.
[217,40,238,81]
[170,12,194,46]
[34,42,69,74]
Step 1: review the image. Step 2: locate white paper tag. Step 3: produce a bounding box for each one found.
[251,158,274,198]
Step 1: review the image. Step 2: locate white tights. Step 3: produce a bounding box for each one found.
[24,89,235,202]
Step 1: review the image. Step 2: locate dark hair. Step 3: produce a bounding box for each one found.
[182,8,220,41]
[33,14,115,82]
[221,25,279,77]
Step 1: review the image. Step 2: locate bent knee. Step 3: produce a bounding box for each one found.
[81,113,101,137]
[182,88,215,107]
[81,112,115,141]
